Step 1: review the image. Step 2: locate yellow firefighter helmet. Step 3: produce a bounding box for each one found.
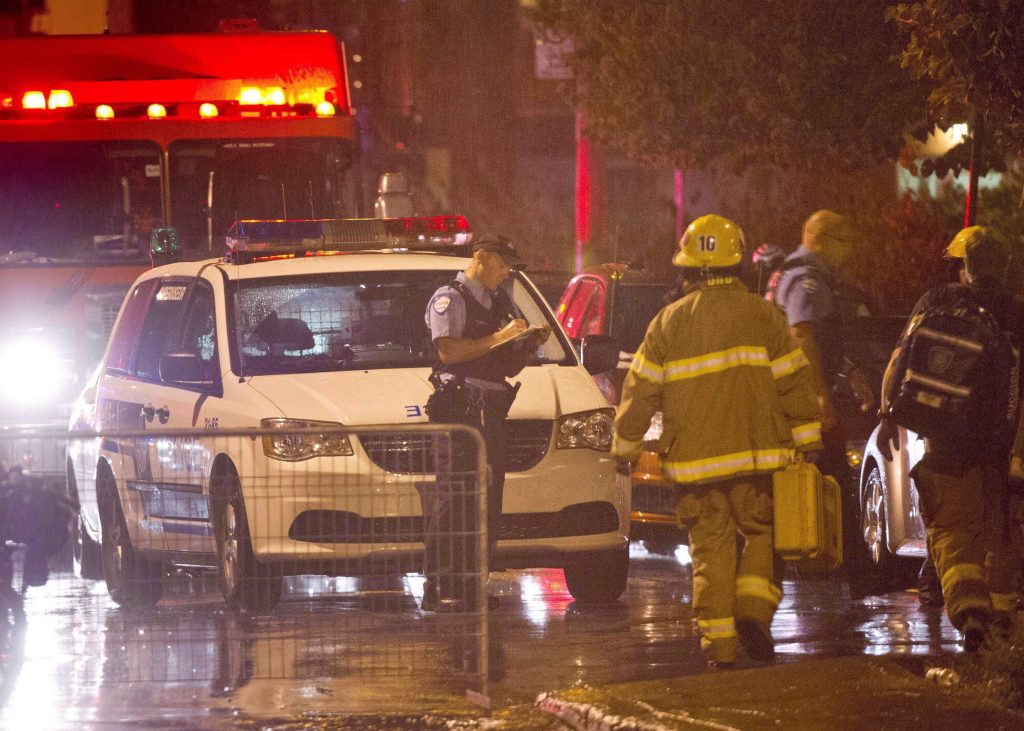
[945,225,989,259]
[673,214,745,268]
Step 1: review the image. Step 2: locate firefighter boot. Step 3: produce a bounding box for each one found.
[960,611,988,653]
[736,618,775,662]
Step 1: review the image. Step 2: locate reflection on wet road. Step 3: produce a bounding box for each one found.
[0,543,959,728]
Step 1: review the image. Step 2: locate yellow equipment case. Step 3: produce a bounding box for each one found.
[772,460,843,571]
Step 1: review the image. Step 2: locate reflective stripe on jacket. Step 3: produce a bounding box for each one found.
[613,278,822,485]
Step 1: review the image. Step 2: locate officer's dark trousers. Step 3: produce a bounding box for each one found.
[422,396,508,603]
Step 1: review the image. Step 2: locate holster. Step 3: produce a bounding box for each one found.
[483,381,520,417]
[425,374,475,424]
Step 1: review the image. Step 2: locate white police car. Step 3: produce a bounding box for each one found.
[67,217,629,609]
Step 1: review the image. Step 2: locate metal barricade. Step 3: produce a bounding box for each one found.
[1,424,491,714]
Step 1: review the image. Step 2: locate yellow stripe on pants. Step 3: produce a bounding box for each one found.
[940,563,986,598]
[736,574,782,607]
[697,616,737,641]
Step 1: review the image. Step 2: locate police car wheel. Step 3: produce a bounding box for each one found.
[73,512,104,581]
[564,546,629,604]
[68,471,103,581]
[99,477,164,608]
[212,470,283,612]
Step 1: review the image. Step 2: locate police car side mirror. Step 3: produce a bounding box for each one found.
[581,334,619,375]
[160,352,211,386]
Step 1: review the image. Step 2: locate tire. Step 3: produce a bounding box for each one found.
[564,547,629,604]
[67,470,103,580]
[859,465,913,594]
[99,477,164,608]
[839,468,872,596]
[212,469,283,612]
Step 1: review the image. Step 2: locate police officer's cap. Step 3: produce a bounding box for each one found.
[473,236,526,270]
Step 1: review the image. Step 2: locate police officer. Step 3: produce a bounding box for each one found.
[769,211,879,585]
[878,226,1024,650]
[421,236,548,612]
[771,210,866,439]
[613,214,822,666]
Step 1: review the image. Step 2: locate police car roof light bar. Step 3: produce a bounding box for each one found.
[225,216,472,262]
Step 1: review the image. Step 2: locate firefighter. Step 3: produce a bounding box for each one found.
[613,214,822,666]
[877,226,1024,650]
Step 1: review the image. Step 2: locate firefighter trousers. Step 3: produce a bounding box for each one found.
[912,459,1023,629]
[676,475,783,663]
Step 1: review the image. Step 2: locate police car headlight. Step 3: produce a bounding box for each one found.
[0,336,74,408]
[261,418,354,461]
[556,409,614,451]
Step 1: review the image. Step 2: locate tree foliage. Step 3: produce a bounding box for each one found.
[889,0,1024,160]
[529,0,926,171]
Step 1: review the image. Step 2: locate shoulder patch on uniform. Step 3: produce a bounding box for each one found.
[433,295,452,314]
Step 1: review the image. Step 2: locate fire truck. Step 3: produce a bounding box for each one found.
[0,31,358,474]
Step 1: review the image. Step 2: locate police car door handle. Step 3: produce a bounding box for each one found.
[142,404,170,424]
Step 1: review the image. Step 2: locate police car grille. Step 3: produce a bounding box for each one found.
[497,501,619,540]
[288,501,618,543]
[358,420,551,474]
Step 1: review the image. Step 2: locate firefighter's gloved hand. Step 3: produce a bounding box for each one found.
[612,434,642,459]
[876,415,900,462]
[1011,456,1024,482]
[800,450,822,465]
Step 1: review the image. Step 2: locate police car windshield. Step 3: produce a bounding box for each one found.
[230,270,570,375]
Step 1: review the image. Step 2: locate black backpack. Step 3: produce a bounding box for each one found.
[886,293,1019,455]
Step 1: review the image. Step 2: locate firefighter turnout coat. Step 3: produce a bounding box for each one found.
[613,278,822,479]
[613,277,822,664]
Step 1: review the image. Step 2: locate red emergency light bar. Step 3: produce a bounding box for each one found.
[0,33,350,121]
[225,216,473,262]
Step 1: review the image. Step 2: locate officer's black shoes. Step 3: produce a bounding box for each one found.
[960,612,988,653]
[736,618,775,662]
[918,582,945,608]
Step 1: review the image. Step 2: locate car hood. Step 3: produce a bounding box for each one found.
[245,366,607,425]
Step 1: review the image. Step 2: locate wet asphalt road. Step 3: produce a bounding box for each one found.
[0,543,959,729]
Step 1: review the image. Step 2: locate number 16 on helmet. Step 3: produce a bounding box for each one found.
[673,214,746,269]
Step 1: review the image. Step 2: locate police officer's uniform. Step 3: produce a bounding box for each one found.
[422,262,527,610]
[773,246,871,489]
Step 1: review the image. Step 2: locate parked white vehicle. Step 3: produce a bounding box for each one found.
[67,217,629,610]
[858,423,927,584]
